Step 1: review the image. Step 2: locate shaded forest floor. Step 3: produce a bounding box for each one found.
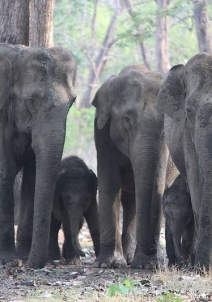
[1,226,212,302]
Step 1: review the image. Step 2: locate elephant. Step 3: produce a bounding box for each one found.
[163,174,194,267]
[92,64,169,269]
[48,155,100,264]
[0,43,77,269]
[157,53,212,270]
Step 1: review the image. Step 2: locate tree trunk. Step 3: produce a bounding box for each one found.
[193,0,212,52]
[123,0,151,70]
[155,0,171,74]
[0,0,29,45]
[80,11,119,108]
[30,0,54,48]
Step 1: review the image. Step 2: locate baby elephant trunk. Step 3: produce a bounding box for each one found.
[69,212,85,257]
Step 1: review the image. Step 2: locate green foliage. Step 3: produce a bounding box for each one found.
[157,291,183,302]
[108,278,142,297]
[63,105,96,171]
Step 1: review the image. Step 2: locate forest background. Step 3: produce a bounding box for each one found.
[1,0,212,172]
[54,0,212,172]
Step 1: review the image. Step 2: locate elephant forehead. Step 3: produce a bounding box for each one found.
[60,178,90,192]
[186,55,212,90]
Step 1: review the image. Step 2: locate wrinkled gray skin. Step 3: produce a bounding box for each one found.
[48,156,100,264]
[92,65,169,269]
[163,174,194,267]
[157,53,212,271]
[0,43,77,269]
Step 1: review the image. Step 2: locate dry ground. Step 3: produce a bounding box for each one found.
[0,226,212,302]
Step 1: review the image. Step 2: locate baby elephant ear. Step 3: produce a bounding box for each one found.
[89,169,98,194]
[157,64,186,122]
[0,58,12,110]
[92,75,116,129]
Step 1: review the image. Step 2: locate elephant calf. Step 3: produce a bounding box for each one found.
[48,156,100,264]
[163,174,194,267]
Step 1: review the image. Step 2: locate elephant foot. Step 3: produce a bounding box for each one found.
[131,252,158,270]
[0,250,20,267]
[122,233,136,265]
[28,251,47,269]
[94,256,127,269]
[63,256,82,265]
[48,250,61,262]
[168,258,176,267]
[94,244,127,269]
[17,249,30,262]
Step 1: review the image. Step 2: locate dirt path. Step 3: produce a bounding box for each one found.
[1,225,211,302]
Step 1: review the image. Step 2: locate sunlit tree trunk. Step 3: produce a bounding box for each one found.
[155,0,171,74]
[30,0,54,48]
[193,0,212,52]
[0,0,29,45]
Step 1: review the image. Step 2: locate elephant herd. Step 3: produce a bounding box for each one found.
[0,42,212,271]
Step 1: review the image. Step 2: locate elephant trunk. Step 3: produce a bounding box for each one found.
[130,131,162,255]
[28,114,67,269]
[68,207,85,257]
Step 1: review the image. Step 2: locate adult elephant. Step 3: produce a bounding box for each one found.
[92,65,169,269]
[0,43,77,269]
[157,53,212,271]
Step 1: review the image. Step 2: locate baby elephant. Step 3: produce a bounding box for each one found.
[48,156,100,264]
[163,174,194,268]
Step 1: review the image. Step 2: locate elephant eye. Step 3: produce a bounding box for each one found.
[28,98,35,104]
[124,116,130,123]
[122,115,132,131]
[26,97,37,112]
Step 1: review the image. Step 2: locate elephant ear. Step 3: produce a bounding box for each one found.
[157,64,186,123]
[0,58,12,110]
[88,169,98,195]
[92,75,116,129]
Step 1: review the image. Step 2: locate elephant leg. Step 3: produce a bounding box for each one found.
[0,147,17,263]
[94,125,126,269]
[48,215,61,261]
[172,232,183,268]
[16,153,35,260]
[62,210,81,265]
[95,189,126,268]
[165,221,176,267]
[181,215,195,266]
[121,191,136,265]
[84,197,100,257]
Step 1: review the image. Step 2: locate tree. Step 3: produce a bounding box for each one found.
[193,0,212,52]
[80,14,119,107]
[80,3,120,108]
[0,0,54,48]
[123,0,151,70]
[155,0,171,73]
[0,0,29,45]
[30,0,54,47]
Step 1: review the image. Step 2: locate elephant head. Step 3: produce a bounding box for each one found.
[0,44,77,268]
[92,67,165,158]
[157,53,212,269]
